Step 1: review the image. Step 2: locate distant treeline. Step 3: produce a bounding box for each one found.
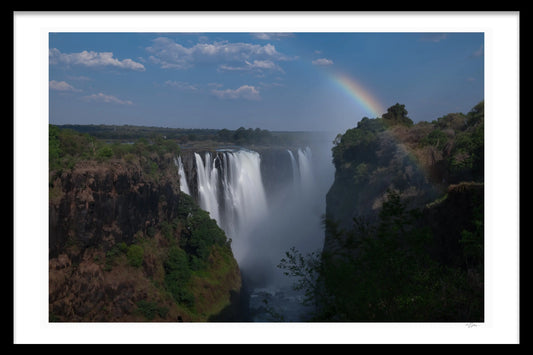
[55,124,220,142]
[53,124,327,147]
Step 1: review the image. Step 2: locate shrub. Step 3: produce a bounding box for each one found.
[164,246,194,306]
[136,300,169,320]
[127,244,144,268]
[96,145,113,160]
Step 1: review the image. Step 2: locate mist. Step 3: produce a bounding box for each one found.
[238,140,335,291]
[178,132,335,320]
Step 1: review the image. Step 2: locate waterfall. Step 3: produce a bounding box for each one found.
[188,147,323,264]
[175,156,190,195]
[180,144,334,321]
[287,149,299,186]
[297,146,315,194]
[191,150,268,262]
[194,152,221,226]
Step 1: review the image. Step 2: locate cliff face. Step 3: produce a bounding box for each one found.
[49,156,180,258]
[325,102,484,241]
[317,103,484,321]
[49,154,241,322]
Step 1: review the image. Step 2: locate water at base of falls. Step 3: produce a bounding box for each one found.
[248,286,314,322]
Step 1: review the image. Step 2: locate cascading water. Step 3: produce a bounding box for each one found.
[175,156,190,195]
[220,150,268,262]
[287,149,299,188]
[177,143,334,321]
[297,146,315,193]
[194,152,221,225]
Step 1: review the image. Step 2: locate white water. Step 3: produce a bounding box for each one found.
[175,156,190,195]
[297,146,315,194]
[192,150,268,262]
[194,152,222,225]
[221,150,268,261]
[179,144,334,321]
[287,149,299,188]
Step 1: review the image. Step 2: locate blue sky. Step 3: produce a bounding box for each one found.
[49,31,484,133]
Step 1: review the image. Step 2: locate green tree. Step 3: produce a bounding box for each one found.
[217,128,234,142]
[280,190,482,321]
[382,103,413,127]
[96,145,113,161]
[127,244,144,268]
[49,125,62,170]
[164,246,194,306]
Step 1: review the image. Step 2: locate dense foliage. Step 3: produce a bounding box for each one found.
[280,189,484,322]
[332,101,484,186]
[280,102,484,322]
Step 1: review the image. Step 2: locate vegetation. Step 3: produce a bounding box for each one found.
[49,126,240,321]
[164,245,194,307]
[52,123,326,151]
[280,189,483,322]
[126,244,144,268]
[136,300,169,320]
[280,101,484,322]
[332,101,484,185]
[49,125,180,175]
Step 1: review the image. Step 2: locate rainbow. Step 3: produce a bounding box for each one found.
[330,73,385,118]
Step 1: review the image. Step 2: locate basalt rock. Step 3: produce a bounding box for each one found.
[49,155,241,322]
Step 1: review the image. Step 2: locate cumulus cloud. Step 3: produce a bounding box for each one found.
[211,85,260,100]
[82,92,133,105]
[50,48,145,71]
[49,80,81,92]
[312,58,334,66]
[146,37,292,71]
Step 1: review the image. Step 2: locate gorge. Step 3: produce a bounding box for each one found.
[176,142,335,321]
[49,101,484,322]
[48,124,335,322]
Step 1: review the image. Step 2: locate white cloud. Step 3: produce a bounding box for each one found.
[49,80,80,92]
[82,92,133,105]
[50,48,145,71]
[252,33,293,40]
[211,85,260,100]
[312,58,334,66]
[219,59,284,73]
[146,37,292,70]
[164,80,198,91]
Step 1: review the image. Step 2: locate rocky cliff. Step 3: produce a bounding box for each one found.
[49,151,242,322]
[325,102,484,240]
[316,102,484,321]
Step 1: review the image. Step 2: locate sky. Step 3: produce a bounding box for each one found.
[49,31,484,133]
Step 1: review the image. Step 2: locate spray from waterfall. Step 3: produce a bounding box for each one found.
[178,144,334,298]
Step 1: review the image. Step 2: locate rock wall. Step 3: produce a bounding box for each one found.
[48,155,242,322]
[49,156,180,259]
